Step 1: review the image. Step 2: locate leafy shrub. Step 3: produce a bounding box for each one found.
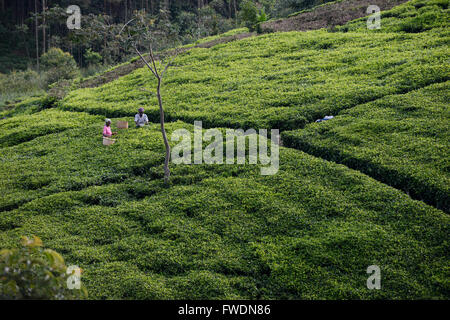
[0,236,88,299]
[240,0,259,31]
[83,48,102,66]
[0,109,100,147]
[341,0,449,33]
[1,2,449,300]
[399,8,445,33]
[40,48,80,87]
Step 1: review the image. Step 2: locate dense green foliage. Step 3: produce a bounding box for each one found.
[0,0,303,73]
[0,48,79,107]
[0,236,88,299]
[40,48,80,86]
[0,109,99,148]
[0,70,45,108]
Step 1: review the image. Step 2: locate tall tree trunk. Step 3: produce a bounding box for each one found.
[157,77,171,183]
[42,0,46,54]
[133,46,173,183]
[35,0,39,71]
[125,0,128,22]
[23,32,30,60]
[233,0,237,26]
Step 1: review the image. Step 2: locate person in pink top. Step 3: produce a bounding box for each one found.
[103,119,117,138]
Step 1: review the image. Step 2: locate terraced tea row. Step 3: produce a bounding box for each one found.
[61,27,448,131]
[283,81,450,212]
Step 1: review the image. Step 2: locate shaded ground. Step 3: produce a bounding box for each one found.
[261,0,408,32]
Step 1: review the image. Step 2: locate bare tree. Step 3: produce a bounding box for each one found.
[120,15,178,184]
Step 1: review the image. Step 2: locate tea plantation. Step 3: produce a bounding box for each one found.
[0,0,449,299]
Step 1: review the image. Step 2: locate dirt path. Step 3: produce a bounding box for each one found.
[261,0,408,32]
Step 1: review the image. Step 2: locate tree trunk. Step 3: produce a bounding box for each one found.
[134,46,172,184]
[42,0,46,54]
[157,77,171,183]
[125,0,128,22]
[233,0,237,24]
[163,0,169,14]
[35,0,39,71]
[23,32,30,60]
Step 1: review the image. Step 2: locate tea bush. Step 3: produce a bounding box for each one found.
[339,0,449,33]
[0,119,448,299]
[0,109,101,148]
[0,126,448,298]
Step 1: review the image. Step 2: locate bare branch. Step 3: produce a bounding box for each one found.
[134,44,158,78]
[161,51,178,78]
[149,44,159,77]
[119,18,136,36]
[139,88,154,95]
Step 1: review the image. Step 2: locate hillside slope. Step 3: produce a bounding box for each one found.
[261,0,409,32]
[53,0,412,93]
[0,121,448,299]
[0,0,449,299]
[60,0,449,209]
